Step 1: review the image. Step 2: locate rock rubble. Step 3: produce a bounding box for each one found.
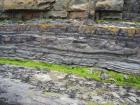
[0,64,139,105]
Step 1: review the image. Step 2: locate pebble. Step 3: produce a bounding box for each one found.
[128,96,137,103]
[112,92,120,99]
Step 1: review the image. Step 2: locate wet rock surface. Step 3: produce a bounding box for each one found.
[0,64,140,105]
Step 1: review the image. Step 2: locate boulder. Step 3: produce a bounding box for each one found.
[51,0,124,19]
[68,0,124,19]
[0,0,55,10]
[96,0,124,11]
[66,0,124,11]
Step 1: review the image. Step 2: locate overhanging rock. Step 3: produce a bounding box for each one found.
[0,0,55,10]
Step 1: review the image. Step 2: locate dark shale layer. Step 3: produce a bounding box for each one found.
[123,0,140,21]
[0,20,140,74]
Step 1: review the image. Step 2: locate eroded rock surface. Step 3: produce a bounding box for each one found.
[0,0,55,10]
[0,0,123,11]
[0,64,140,105]
[0,0,139,20]
[0,66,85,105]
[123,0,140,20]
[69,0,124,11]
[49,0,124,18]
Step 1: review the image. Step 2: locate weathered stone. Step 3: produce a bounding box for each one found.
[123,0,140,21]
[0,0,139,20]
[128,96,137,103]
[47,10,67,18]
[96,0,124,11]
[112,92,120,98]
[31,74,52,82]
[0,64,139,105]
[91,96,104,102]
[0,76,84,105]
[64,0,124,19]
[69,0,124,11]
[100,72,109,80]
[0,0,55,10]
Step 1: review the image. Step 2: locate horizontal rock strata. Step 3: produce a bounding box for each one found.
[0,20,140,74]
[123,0,140,21]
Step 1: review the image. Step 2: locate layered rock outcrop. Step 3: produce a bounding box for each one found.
[123,0,140,21]
[49,0,124,19]
[0,20,140,74]
[0,0,139,20]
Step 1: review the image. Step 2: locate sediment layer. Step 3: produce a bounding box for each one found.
[0,20,140,74]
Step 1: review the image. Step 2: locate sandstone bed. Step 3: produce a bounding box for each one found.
[0,0,140,20]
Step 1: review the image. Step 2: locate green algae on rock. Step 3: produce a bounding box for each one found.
[0,57,140,89]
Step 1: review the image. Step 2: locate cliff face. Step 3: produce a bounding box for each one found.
[48,0,124,19]
[123,0,140,21]
[0,21,140,74]
[1,0,123,11]
[0,0,55,10]
[0,0,139,20]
